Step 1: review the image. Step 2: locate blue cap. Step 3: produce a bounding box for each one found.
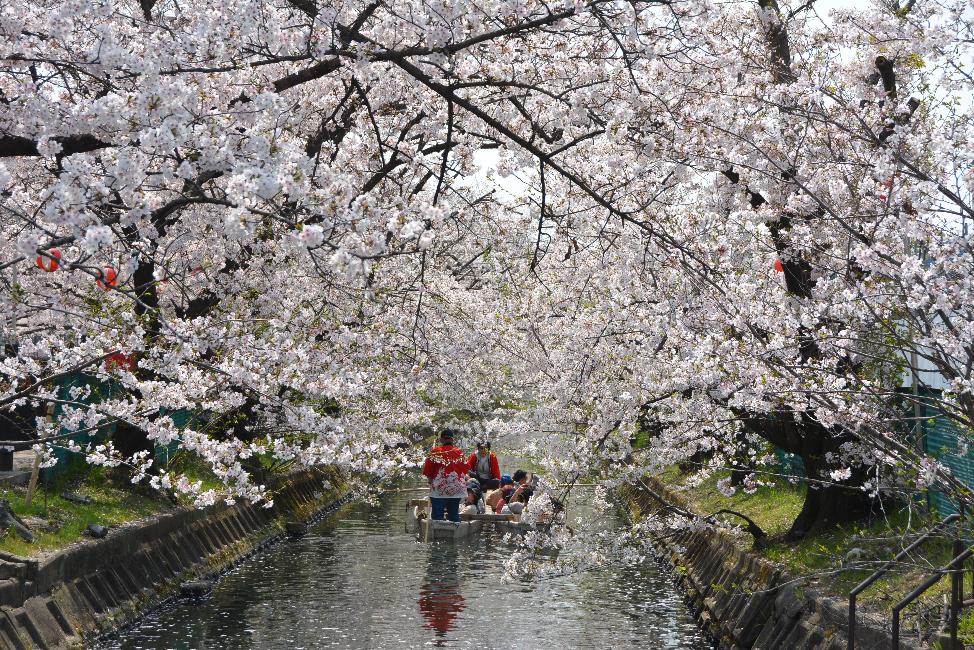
[500,474,513,485]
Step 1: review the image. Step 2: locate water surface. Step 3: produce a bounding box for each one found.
[99,478,709,649]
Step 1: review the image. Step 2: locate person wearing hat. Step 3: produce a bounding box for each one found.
[422,429,468,522]
[466,440,501,490]
[460,480,486,516]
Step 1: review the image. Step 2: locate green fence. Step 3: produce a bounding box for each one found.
[47,373,196,478]
[48,373,121,478]
[773,447,805,479]
[767,391,972,516]
[153,407,197,466]
[918,391,974,516]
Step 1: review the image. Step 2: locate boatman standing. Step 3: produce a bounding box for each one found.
[422,429,469,523]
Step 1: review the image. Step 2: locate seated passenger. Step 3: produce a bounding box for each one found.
[467,441,501,490]
[493,483,515,514]
[464,480,486,514]
[486,475,514,511]
[505,486,533,516]
[460,481,485,516]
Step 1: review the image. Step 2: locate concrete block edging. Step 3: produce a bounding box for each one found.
[0,468,352,649]
[618,479,899,650]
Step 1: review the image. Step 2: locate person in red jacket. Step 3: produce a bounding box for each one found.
[466,440,501,490]
[422,429,468,522]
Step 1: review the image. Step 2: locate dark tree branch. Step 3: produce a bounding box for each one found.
[272,58,341,94]
[707,509,768,547]
[139,0,157,20]
[757,0,796,83]
[0,133,111,158]
[875,55,897,99]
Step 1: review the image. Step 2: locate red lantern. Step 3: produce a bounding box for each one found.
[773,259,784,273]
[35,248,61,272]
[878,176,893,202]
[105,352,137,372]
[96,266,118,291]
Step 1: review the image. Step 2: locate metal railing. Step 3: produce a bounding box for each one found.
[891,544,971,649]
[847,513,961,649]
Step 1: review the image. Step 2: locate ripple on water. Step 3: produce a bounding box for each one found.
[98,481,710,650]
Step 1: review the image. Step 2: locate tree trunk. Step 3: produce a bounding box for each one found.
[110,421,154,465]
[786,466,877,540]
[735,408,880,539]
[0,500,32,542]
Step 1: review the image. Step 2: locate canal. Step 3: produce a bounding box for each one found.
[98,478,709,649]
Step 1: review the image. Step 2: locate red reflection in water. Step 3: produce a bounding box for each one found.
[418,580,465,635]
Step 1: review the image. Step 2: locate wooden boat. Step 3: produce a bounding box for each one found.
[492,517,533,535]
[406,498,484,541]
[419,517,484,542]
[406,498,428,533]
[406,498,531,539]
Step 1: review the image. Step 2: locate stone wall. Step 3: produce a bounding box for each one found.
[620,479,902,650]
[0,468,350,649]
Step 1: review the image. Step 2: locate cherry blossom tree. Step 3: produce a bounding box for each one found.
[0,0,972,543]
[490,0,974,538]
[0,0,672,504]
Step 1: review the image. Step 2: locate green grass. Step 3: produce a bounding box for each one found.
[676,470,806,538]
[0,454,339,559]
[658,467,957,617]
[0,473,168,557]
[164,450,228,496]
[0,455,230,558]
[958,609,974,646]
[630,428,654,452]
[497,452,546,475]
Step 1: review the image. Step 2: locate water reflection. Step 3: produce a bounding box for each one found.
[418,545,465,641]
[100,478,710,650]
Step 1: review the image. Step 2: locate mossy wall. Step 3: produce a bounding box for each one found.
[618,478,905,650]
[0,468,349,649]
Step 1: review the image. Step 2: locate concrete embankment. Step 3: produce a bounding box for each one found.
[0,468,350,649]
[619,479,902,650]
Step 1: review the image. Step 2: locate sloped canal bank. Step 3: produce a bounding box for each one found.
[97,481,709,649]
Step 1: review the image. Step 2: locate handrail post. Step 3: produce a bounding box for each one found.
[889,547,974,650]
[848,513,961,650]
[953,579,960,646]
[892,607,900,650]
[951,562,959,646]
[961,503,967,607]
[952,539,962,646]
